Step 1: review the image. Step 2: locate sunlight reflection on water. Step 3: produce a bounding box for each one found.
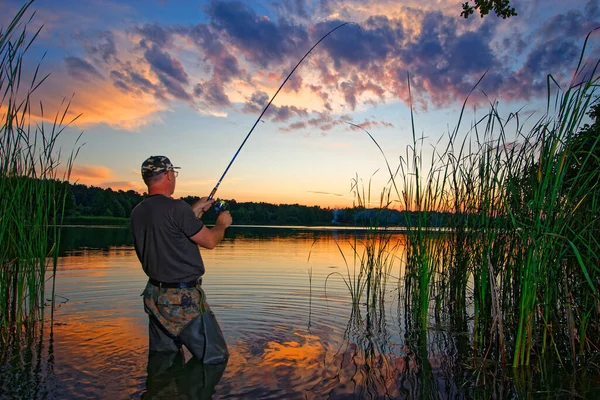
[1,226,599,399]
[44,227,404,399]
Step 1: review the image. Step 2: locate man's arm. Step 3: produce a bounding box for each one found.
[189,211,233,249]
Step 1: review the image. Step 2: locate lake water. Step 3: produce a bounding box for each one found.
[1,226,599,399]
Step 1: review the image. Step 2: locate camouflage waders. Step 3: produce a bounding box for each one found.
[142,281,228,364]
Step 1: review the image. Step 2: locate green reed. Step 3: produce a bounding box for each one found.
[326,173,401,319]
[0,0,79,339]
[355,35,600,370]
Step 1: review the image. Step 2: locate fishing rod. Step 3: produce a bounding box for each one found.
[207,21,357,211]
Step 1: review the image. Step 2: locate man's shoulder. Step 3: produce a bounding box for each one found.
[172,199,194,216]
[132,195,174,215]
[174,198,192,207]
[132,195,191,215]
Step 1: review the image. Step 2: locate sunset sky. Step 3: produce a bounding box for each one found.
[2,0,599,208]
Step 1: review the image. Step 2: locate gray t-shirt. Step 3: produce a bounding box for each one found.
[130,194,205,282]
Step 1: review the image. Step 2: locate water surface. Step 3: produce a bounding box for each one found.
[1,226,599,399]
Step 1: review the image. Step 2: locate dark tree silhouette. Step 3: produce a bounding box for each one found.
[461,0,517,19]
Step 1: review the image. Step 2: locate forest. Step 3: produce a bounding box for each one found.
[58,183,452,227]
[61,183,352,226]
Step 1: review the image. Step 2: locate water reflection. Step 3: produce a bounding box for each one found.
[143,352,227,399]
[0,324,55,399]
[58,226,133,254]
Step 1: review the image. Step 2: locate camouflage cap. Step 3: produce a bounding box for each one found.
[141,155,180,178]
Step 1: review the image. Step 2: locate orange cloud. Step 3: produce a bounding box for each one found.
[54,164,145,193]
[15,26,169,131]
[33,71,166,131]
[70,165,113,180]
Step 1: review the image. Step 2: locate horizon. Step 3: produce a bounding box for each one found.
[2,0,599,209]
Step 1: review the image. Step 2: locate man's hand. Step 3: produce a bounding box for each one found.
[192,197,215,218]
[189,210,232,249]
[215,210,232,228]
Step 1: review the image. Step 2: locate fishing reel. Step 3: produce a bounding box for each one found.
[213,199,229,215]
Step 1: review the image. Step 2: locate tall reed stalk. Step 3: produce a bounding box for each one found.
[326,173,400,321]
[0,0,79,339]
[359,33,599,370]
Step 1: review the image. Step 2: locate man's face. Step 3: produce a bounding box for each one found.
[167,168,177,194]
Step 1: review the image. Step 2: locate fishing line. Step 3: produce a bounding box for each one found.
[207,21,358,201]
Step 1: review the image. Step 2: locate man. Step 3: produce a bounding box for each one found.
[131,155,232,364]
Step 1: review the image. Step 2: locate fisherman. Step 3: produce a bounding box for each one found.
[130,155,232,364]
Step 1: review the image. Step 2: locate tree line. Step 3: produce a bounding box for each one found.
[59,184,460,227]
[63,184,339,225]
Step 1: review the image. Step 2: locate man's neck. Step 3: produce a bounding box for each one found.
[148,187,172,197]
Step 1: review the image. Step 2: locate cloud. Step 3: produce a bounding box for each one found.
[34,64,166,130]
[307,113,337,131]
[187,23,244,83]
[518,38,580,85]
[242,89,313,123]
[81,31,118,63]
[69,165,113,181]
[207,0,309,68]
[538,6,600,41]
[448,31,497,74]
[278,112,393,133]
[267,105,309,122]
[307,190,345,197]
[348,117,394,131]
[242,90,270,113]
[500,6,600,100]
[587,0,600,19]
[312,17,403,69]
[136,23,172,47]
[143,43,189,84]
[65,57,105,81]
[156,72,192,101]
[273,0,311,20]
[278,112,345,132]
[194,79,231,107]
[93,39,193,102]
[67,165,143,192]
[283,74,303,93]
[286,121,307,130]
[20,0,600,134]
[110,66,156,97]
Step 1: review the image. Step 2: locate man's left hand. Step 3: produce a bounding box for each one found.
[192,197,215,218]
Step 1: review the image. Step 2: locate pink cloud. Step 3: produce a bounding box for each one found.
[70,165,113,181]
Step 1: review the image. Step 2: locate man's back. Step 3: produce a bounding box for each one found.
[130,194,205,282]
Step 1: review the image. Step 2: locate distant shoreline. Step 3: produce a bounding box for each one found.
[55,223,455,233]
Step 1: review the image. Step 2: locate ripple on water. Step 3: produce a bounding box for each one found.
[50,319,148,399]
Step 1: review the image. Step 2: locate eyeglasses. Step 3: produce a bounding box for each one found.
[167,169,179,177]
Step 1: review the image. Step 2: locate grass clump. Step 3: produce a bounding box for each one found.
[352,33,600,371]
[0,0,80,339]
